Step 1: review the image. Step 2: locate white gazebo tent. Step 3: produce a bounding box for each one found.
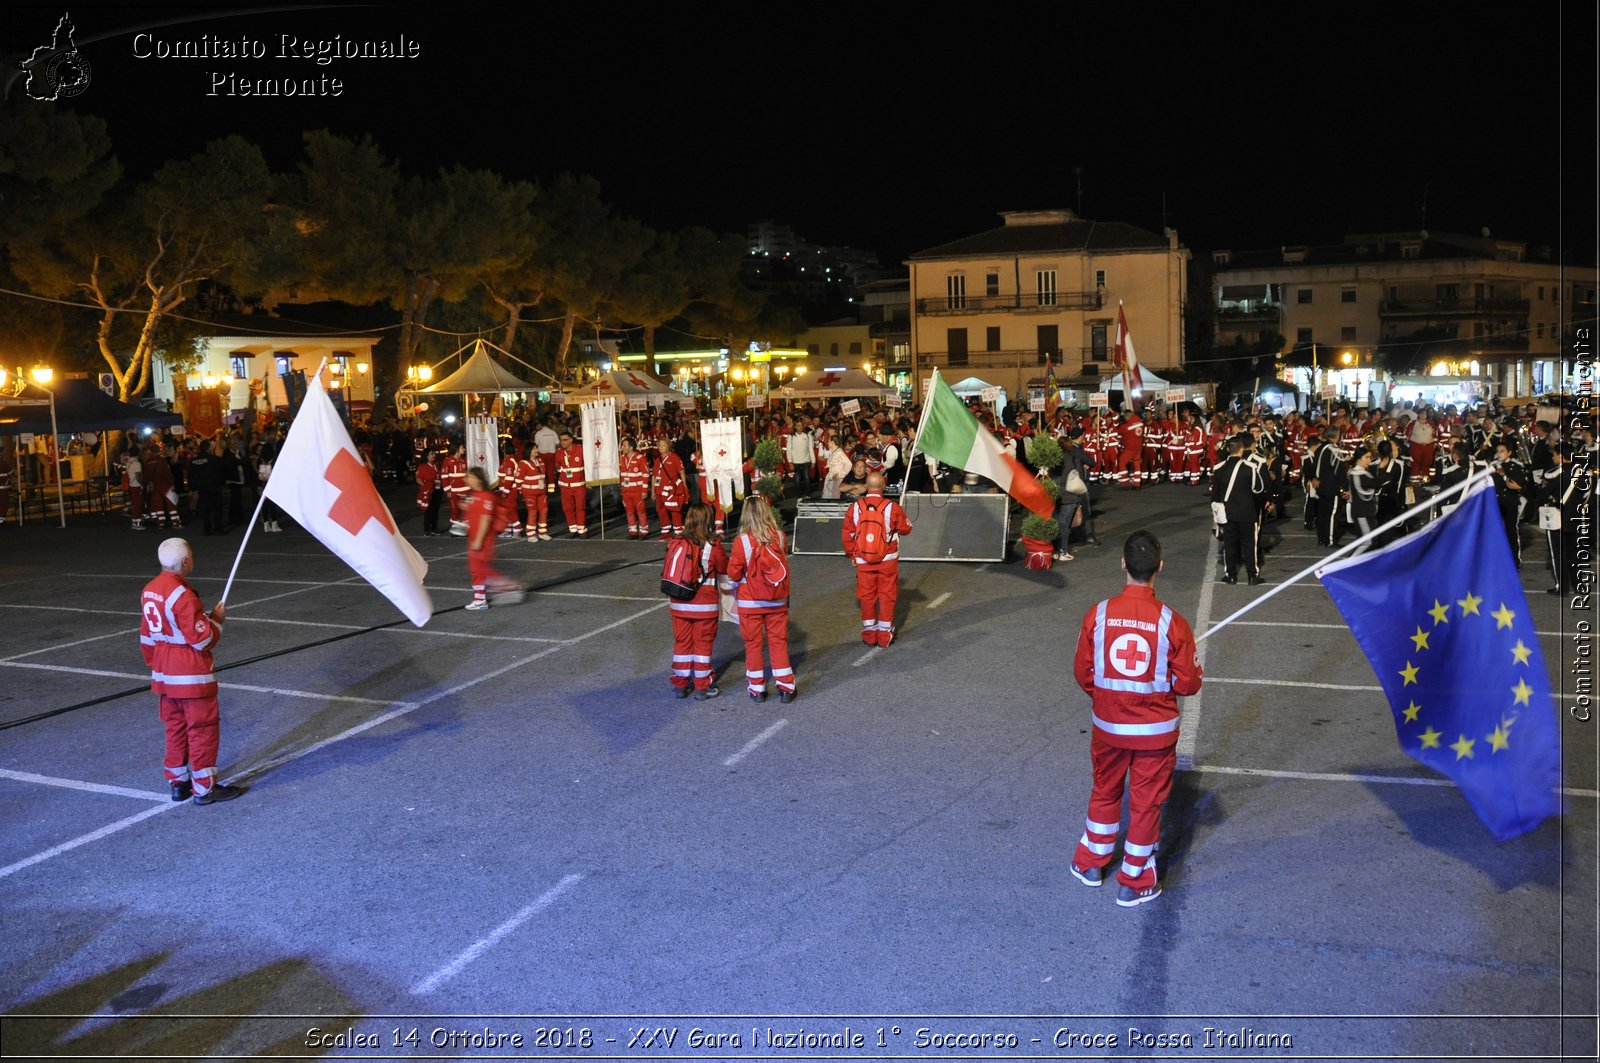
[774,368,897,401]
[1099,368,1171,396]
[417,339,545,396]
[947,375,1008,417]
[561,370,691,409]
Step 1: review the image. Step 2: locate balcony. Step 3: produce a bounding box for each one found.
[916,291,1104,315]
[912,347,1105,373]
[1217,303,1281,324]
[1380,297,1530,318]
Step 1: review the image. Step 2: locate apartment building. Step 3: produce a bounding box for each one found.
[906,209,1189,397]
[1214,231,1587,399]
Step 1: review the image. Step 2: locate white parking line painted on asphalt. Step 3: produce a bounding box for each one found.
[67,573,329,586]
[852,647,881,667]
[0,628,135,662]
[0,661,418,708]
[926,592,953,609]
[1188,763,1599,799]
[413,873,585,995]
[0,803,177,880]
[1177,530,1220,771]
[425,585,661,602]
[724,720,789,767]
[0,768,168,802]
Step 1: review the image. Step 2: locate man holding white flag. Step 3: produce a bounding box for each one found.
[259,375,434,626]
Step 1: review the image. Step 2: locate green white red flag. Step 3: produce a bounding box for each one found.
[916,371,1054,518]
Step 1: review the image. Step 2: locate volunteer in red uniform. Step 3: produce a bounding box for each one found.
[1162,412,1186,484]
[652,437,689,540]
[1142,411,1166,484]
[1069,531,1202,907]
[619,437,652,539]
[122,446,146,529]
[514,446,552,541]
[416,449,444,536]
[1177,413,1206,485]
[1116,410,1145,488]
[663,502,726,699]
[144,445,181,528]
[726,494,795,703]
[1097,410,1122,483]
[464,466,522,610]
[497,451,523,537]
[139,538,243,805]
[442,443,468,535]
[555,430,588,537]
[841,472,914,647]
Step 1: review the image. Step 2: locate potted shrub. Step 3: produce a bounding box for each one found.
[1025,433,1065,475]
[1019,512,1061,570]
[751,438,783,499]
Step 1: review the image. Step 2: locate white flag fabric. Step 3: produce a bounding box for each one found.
[466,416,500,479]
[581,398,620,484]
[699,417,744,508]
[262,381,433,626]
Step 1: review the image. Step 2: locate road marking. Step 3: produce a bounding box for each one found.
[926,592,952,609]
[413,874,585,995]
[0,803,177,880]
[0,768,168,802]
[425,585,661,602]
[1177,529,1220,770]
[852,647,881,667]
[66,573,329,586]
[0,628,134,662]
[724,720,789,767]
[0,661,418,708]
[1188,763,1599,799]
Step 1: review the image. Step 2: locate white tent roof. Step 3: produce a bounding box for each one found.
[775,367,897,400]
[1099,368,1171,394]
[561,370,690,408]
[948,376,1001,395]
[419,341,543,395]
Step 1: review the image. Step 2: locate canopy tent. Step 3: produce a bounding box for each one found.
[561,370,690,409]
[0,378,183,435]
[948,376,1000,396]
[417,340,546,395]
[1098,367,1171,395]
[774,368,897,400]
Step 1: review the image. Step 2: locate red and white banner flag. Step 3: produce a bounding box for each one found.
[1114,301,1144,397]
[262,380,433,626]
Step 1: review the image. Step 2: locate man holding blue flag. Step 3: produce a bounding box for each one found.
[1317,478,1561,841]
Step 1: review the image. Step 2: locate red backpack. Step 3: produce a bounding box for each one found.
[853,497,893,563]
[661,538,708,600]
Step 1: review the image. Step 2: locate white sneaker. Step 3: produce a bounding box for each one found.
[464,599,489,611]
[539,533,552,541]
[449,525,467,537]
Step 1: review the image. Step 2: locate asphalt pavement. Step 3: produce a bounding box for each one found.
[0,478,1593,1062]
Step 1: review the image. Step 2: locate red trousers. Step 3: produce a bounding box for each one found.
[1118,448,1143,485]
[159,694,220,795]
[738,608,793,693]
[1409,443,1435,479]
[854,561,900,645]
[468,544,504,596]
[656,494,683,535]
[670,614,717,690]
[559,485,587,532]
[520,490,549,536]
[623,489,649,532]
[1072,734,1174,890]
[1097,446,1121,479]
[127,485,144,521]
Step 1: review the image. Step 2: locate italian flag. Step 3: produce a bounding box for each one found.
[915,372,1054,518]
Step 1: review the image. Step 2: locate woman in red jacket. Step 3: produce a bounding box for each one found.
[464,467,523,610]
[726,494,795,703]
[663,502,726,700]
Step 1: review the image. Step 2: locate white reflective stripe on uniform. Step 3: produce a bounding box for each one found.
[1078,833,1115,855]
[1091,712,1178,736]
[1123,840,1156,857]
[140,636,157,647]
[1120,859,1151,879]
[669,603,719,614]
[746,670,765,680]
[151,672,216,686]
[1092,599,1174,695]
[1086,817,1120,835]
[162,585,187,648]
[770,667,793,677]
[861,619,875,628]
[672,654,694,663]
[193,633,215,652]
[689,655,711,664]
[1153,607,1172,690]
[740,599,786,609]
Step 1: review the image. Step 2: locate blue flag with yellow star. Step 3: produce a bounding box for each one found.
[1317,479,1560,841]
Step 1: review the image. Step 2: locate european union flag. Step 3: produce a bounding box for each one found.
[1318,479,1560,841]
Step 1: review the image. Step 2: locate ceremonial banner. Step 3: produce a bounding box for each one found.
[915,372,1053,518]
[1044,365,1062,420]
[1318,481,1559,840]
[1114,301,1144,396]
[466,417,499,478]
[261,379,432,626]
[581,398,620,484]
[699,417,744,508]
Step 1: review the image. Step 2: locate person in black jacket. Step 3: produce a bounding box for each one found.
[1491,440,1528,568]
[189,440,227,535]
[1211,435,1265,585]
[1335,447,1380,554]
[1544,444,1585,595]
[1309,429,1346,547]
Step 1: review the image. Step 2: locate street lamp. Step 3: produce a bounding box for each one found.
[31,365,53,385]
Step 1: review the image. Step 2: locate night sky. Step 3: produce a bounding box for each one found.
[7,2,1595,265]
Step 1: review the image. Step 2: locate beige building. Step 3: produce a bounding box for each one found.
[906,209,1189,398]
[154,316,379,413]
[1214,231,1588,400]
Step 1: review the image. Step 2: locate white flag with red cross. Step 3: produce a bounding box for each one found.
[262,379,433,626]
[580,397,620,484]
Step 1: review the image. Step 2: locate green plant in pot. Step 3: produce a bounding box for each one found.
[751,438,783,499]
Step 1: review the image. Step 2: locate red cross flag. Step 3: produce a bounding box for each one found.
[1114,301,1144,397]
[262,378,433,625]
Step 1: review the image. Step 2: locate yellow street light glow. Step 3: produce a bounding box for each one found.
[0,368,8,389]
[327,360,342,374]
[1341,351,1356,366]
[202,373,217,387]
[31,366,53,384]
[419,365,433,381]
[218,375,234,390]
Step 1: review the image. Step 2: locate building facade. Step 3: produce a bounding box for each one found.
[906,209,1189,398]
[1214,231,1590,400]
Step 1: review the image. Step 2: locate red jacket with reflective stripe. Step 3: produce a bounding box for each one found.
[727,531,790,612]
[1073,584,1202,749]
[139,571,222,698]
[663,537,726,618]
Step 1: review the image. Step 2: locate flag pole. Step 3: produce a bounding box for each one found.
[900,369,939,491]
[220,357,327,607]
[1198,468,1497,644]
